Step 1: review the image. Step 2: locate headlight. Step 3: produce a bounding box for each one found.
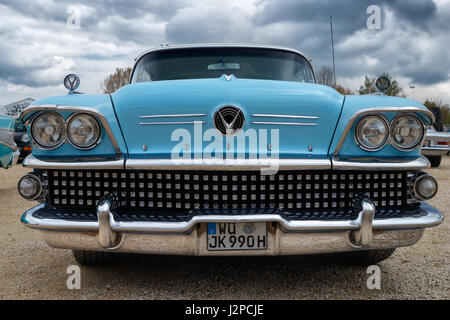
[18,174,43,200]
[414,174,438,200]
[390,114,424,150]
[67,113,101,149]
[31,113,65,149]
[21,134,30,143]
[355,115,389,151]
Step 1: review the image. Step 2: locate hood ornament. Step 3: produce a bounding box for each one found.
[374,75,391,94]
[213,106,245,136]
[64,74,80,94]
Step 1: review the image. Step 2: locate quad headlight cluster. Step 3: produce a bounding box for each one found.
[355,113,424,151]
[30,112,101,150]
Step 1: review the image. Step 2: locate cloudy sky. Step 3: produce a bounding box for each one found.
[0,0,449,106]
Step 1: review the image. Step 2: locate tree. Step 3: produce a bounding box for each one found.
[334,84,354,95]
[423,99,450,128]
[358,73,404,96]
[102,67,132,94]
[317,66,334,86]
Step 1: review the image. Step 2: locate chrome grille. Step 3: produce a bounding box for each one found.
[41,169,414,212]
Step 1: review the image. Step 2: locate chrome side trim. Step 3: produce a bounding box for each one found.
[139,121,206,125]
[252,114,319,119]
[21,104,122,155]
[139,114,206,118]
[332,155,430,170]
[21,202,444,233]
[251,122,317,126]
[23,154,125,169]
[125,158,331,170]
[332,107,435,156]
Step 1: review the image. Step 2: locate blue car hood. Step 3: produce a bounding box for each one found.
[111,76,344,159]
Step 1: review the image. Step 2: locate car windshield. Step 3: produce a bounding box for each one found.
[14,119,26,131]
[131,47,315,83]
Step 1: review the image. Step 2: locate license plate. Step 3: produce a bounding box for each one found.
[207,222,267,251]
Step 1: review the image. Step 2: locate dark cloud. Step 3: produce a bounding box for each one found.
[386,0,437,29]
[0,0,448,97]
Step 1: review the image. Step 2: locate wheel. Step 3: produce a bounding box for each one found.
[72,250,115,266]
[334,248,396,265]
[426,156,442,167]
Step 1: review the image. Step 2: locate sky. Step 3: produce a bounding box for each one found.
[0,0,449,106]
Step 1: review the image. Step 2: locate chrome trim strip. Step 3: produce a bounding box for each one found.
[332,155,430,170]
[21,202,444,233]
[23,154,125,169]
[332,107,435,156]
[125,158,331,170]
[21,104,122,155]
[251,122,317,126]
[22,155,431,171]
[252,114,319,119]
[139,114,206,118]
[139,121,206,125]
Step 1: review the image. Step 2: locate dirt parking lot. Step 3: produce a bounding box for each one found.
[0,158,448,300]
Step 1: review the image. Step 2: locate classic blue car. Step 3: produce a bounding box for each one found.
[19,44,443,265]
[0,115,20,168]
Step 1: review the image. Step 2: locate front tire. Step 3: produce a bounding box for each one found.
[72,250,115,266]
[334,248,396,265]
[426,156,442,167]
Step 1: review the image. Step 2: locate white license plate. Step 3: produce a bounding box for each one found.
[207,222,267,251]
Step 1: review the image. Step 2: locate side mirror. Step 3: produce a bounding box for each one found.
[374,75,391,94]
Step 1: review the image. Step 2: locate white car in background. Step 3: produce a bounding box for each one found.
[422,126,450,167]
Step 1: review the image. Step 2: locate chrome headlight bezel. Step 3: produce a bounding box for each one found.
[66,113,101,150]
[17,173,44,201]
[30,112,65,150]
[413,173,438,200]
[390,113,425,151]
[354,114,390,151]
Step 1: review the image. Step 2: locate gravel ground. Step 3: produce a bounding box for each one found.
[0,158,448,300]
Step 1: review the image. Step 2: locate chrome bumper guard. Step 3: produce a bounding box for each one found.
[21,199,443,255]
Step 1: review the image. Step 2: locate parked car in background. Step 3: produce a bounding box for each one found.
[422,127,450,167]
[422,108,450,167]
[13,118,31,163]
[18,44,443,266]
[0,115,20,168]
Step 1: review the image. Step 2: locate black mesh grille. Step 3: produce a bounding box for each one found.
[41,169,413,212]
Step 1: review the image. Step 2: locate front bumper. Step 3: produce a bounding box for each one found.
[421,146,449,156]
[21,201,443,256]
[422,131,450,155]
